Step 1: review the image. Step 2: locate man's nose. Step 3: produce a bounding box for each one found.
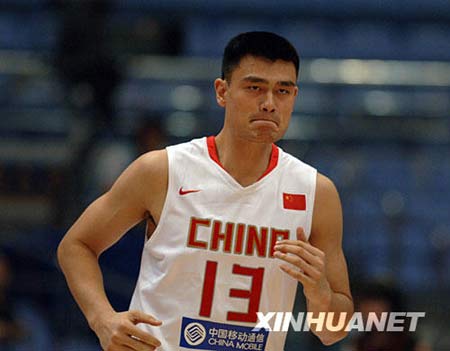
[260,92,276,113]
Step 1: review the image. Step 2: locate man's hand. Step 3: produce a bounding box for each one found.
[274,227,332,309]
[91,310,162,351]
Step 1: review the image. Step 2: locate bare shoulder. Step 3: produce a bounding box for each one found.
[129,149,168,219]
[311,172,343,247]
[116,149,168,191]
[106,149,168,213]
[315,172,340,203]
[132,149,168,178]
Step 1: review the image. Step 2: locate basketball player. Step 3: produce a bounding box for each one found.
[58,31,353,350]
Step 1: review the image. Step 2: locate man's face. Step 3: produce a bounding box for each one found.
[215,55,298,143]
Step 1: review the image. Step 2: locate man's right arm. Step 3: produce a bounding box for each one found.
[57,150,168,351]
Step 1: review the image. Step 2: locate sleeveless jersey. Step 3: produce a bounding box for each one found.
[129,136,317,351]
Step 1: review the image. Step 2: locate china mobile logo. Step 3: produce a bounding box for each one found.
[184,322,207,346]
[253,312,426,332]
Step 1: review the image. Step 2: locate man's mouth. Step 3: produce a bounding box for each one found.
[250,115,279,127]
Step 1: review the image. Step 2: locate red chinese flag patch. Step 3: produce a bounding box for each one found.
[283,193,306,210]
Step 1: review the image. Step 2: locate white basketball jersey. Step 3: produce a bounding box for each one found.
[129,136,317,351]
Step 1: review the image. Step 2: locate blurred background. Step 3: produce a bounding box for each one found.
[0,0,449,350]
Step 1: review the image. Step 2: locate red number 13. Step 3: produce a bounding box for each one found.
[199,260,264,323]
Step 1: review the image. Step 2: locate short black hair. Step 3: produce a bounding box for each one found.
[221,31,300,81]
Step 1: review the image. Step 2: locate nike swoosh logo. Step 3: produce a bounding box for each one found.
[179,187,201,195]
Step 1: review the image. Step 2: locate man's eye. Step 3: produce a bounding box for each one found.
[279,89,290,94]
[248,86,260,91]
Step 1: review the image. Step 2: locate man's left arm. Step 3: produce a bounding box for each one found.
[274,173,353,345]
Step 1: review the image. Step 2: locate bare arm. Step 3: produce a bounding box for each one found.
[274,173,353,345]
[305,173,353,343]
[57,150,168,351]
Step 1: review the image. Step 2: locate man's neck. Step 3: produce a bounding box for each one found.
[214,132,274,187]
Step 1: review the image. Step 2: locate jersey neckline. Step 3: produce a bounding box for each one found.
[206,135,279,183]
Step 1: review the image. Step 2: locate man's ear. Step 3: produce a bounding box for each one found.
[214,78,227,108]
